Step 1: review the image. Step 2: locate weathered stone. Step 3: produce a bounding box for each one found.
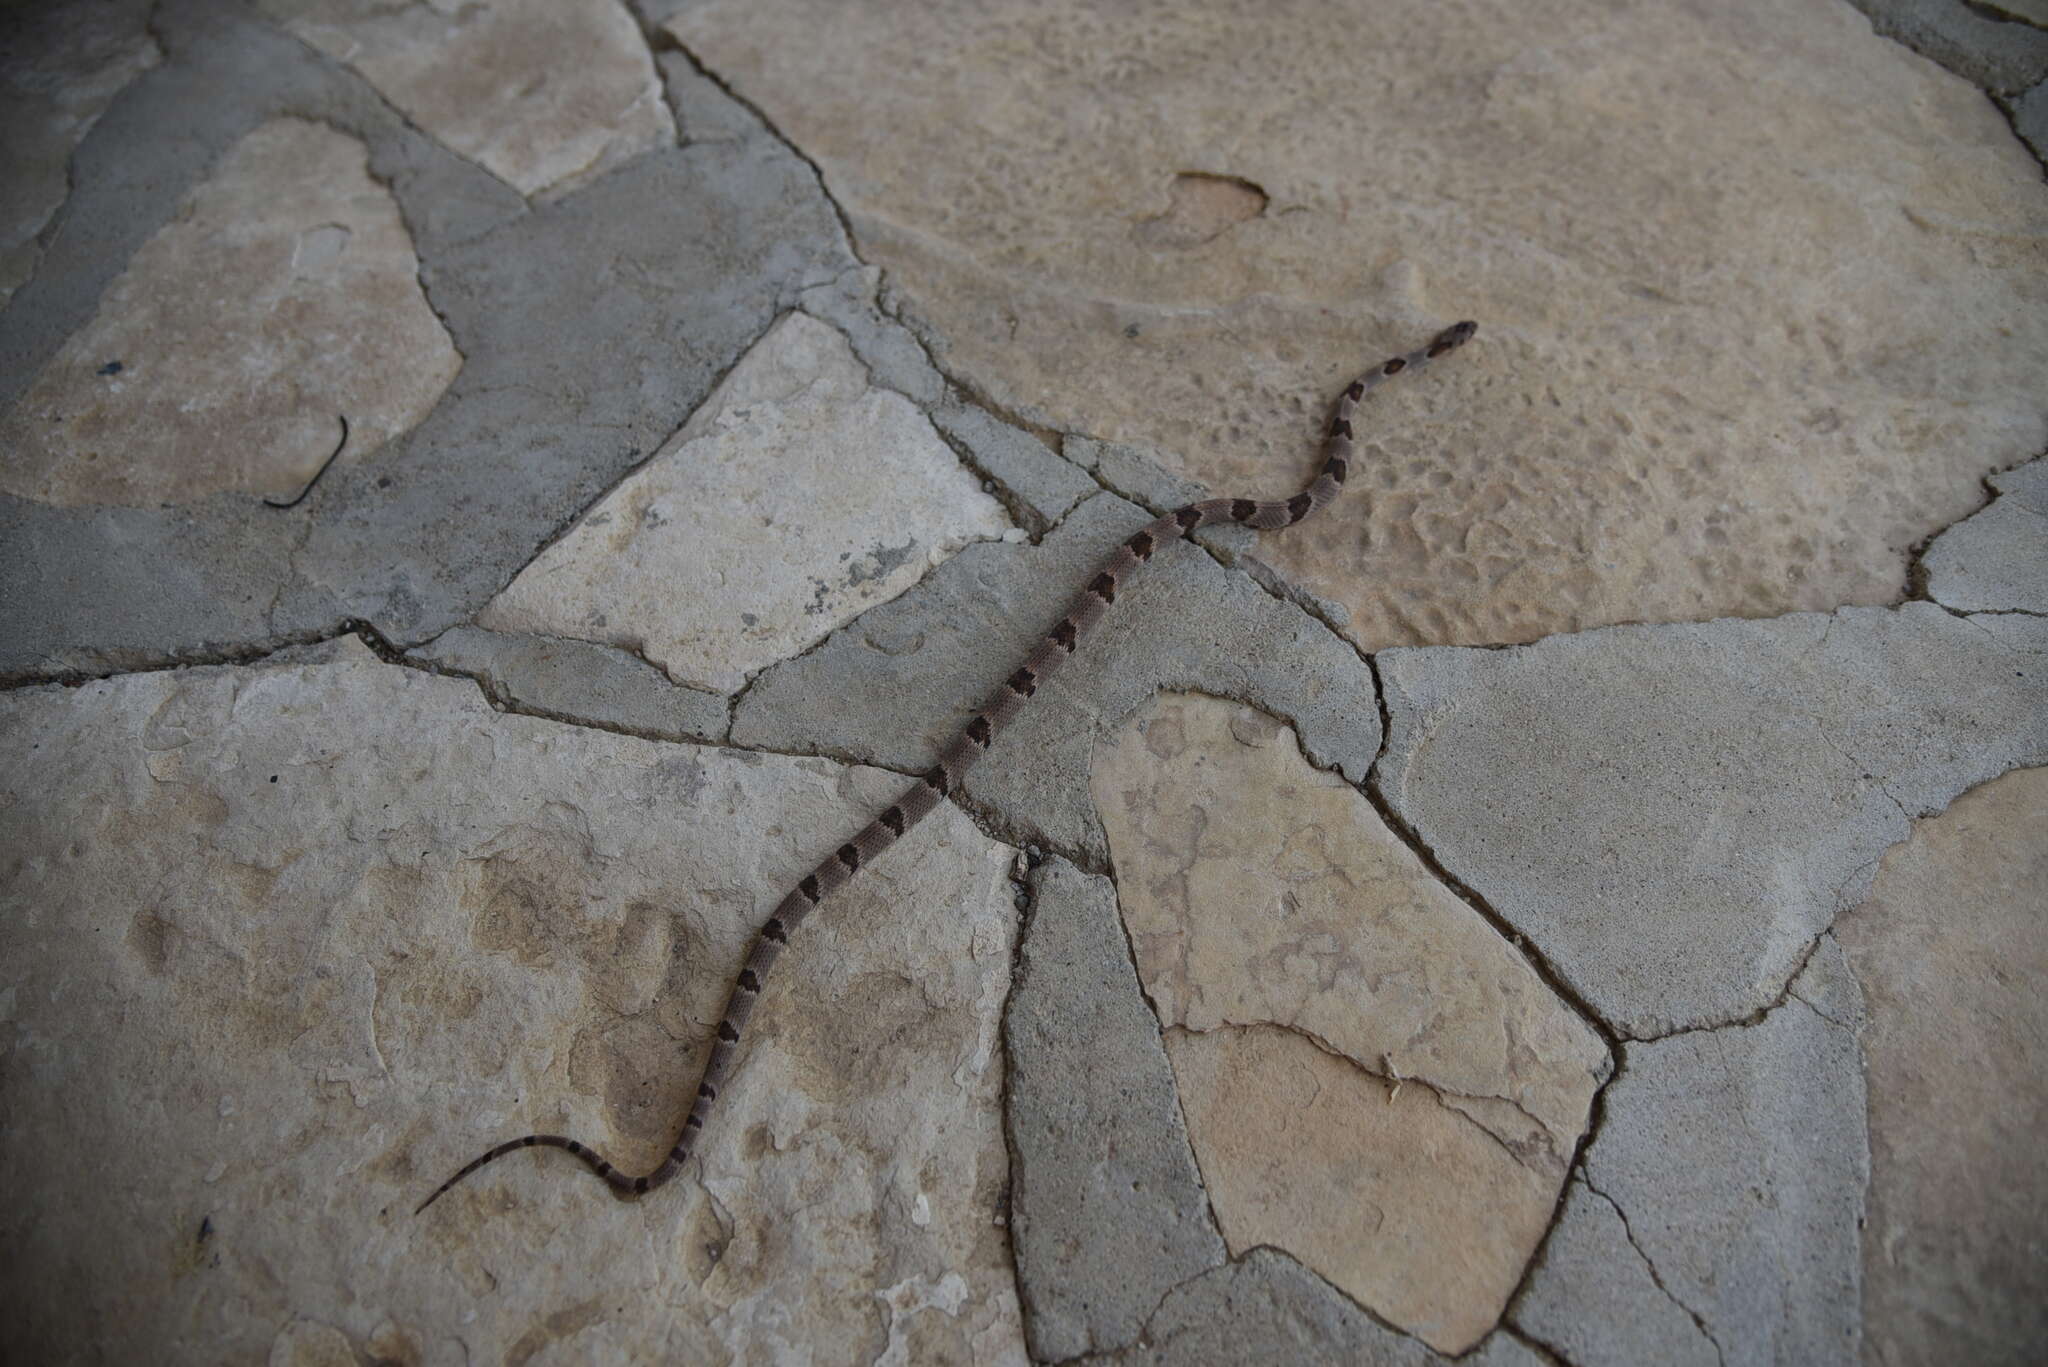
[1578,948,1869,1367]
[1063,434,1255,561]
[1837,766,2048,1366]
[409,625,728,741]
[1923,496,2048,612]
[732,492,1381,863]
[263,0,674,197]
[480,311,1012,692]
[796,265,949,407]
[1004,858,1225,1361]
[2017,79,2048,162]
[1086,1248,1546,1367]
[0,0,159,306]
[0,643,1025,1364]
[0,117,459,508]
[670,0,2048,654]
[1096,693,1608,1182]
[933,402,1099,531]
[1165,1026,1558,1355]
[1842,0,2048,92]
[1511,1178,1719,1367]
[1377,604,2048,1036]
[0,11,851,680]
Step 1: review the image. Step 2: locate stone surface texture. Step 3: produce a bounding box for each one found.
[1837,766,2048,1366]
[0,117,460,508]
[263,0,674,197]
[1004,858,1225,1362]
[409,625,728,742]
[1377,604,2048,1037]
[1510,1178,1720,1367]
[0,644,1025,1364]
[481,310,1013,693]
[669,0,2048,653]
[1545,945,1870,1366]
[1842,0,2048,92]
[1922,455,2048,612]
[1091,696,1605,1352]
[0,0,160,306]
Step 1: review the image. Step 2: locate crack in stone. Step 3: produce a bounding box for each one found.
[1574,1176,1727,1367]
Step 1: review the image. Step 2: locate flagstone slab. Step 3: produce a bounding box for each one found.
[669,0,2048,652]
[480,311,1015,693]
[1377,604,2048,1037]
[0,641,1026,1364]
[262,0,674,197]
[1922,456,2048,613]
[1093,692,1606,1353]
[1837,766,2048,1366]
[0,117,459,509]
[0,0,160,306]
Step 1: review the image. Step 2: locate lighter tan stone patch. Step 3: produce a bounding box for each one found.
[1838,766,2048,1365]
[263,0,672,197]
[0,642,1026,1364]
[670,0,2048,649]
[1165,1025,1558,1356]
[480,310,1015,693]
[1092,692,1609,1349]
[0,118,458,508]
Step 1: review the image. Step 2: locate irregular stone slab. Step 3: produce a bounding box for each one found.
[670,0,2048,652]
[1164,1025,1559,1356]
[0,7,853,679]
[1837,766,2048,1365]
[735,492,1381,862]
[1005,857,1224,1361]
[1086,1248,1546,1367]
[263,0,674,197]
[1377,604,2048,1036]
[933,401,1099,532]
[1510,1178,1719,1367]
[1923,456,2048,612]
[1842,0,2048,92]
[0,0,159,305]
[481,311,1012,692]
[0,643,1025,1364]
[409,625,727,742]
[2018,79,2048,162]
[1578,948,1868,1367]
[1096,692,1608,1181]
[0,117,459,508]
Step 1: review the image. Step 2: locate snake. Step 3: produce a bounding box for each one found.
[415,319,1479,1214]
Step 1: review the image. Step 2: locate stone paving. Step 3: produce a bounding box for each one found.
[0,2,2043,1364]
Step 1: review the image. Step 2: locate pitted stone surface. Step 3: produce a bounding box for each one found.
[1085,1249,1547,1367]
[1568,947,1869,1366]
[1837,766,2048,1366]
[0,642,1026,1364]
[409,625,727,742]
[669,0,2048,653]
[263,0,674,197]
[480,311,1013,693]
[0,117,460,508]
[0,0,160,306]
[1510,1178,1720,1367]
[1923,456,2048,612]
[1377,604,2048,1037]
[0,10,853,678]
[733,492,1382,863]
[1095,692,1608,1175]
[1004,858,1225,1361]
[1165,1025,1559,1355]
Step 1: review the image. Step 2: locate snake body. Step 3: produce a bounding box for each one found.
[416,319,1478,1214]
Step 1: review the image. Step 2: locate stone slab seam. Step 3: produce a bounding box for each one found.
[1558,1177,1726,1367]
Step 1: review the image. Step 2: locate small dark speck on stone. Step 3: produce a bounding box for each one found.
[97,360,123,376]
[197,1216,212,1244]
[377,476,393,489]
[1125,324,1140,338]
[741,613,758,626]
[269,775,278,783]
